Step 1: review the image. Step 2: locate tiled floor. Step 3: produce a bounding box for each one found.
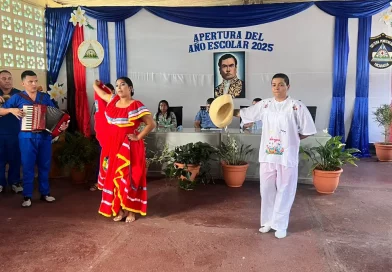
[0,158,391,272]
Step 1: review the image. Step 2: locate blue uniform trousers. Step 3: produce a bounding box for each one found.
[0,134,21,186]
[19,137,52,198]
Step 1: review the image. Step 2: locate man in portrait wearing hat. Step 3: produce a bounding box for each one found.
[214,53,245,99]
[234,73,317,239]
[0,70,22,194]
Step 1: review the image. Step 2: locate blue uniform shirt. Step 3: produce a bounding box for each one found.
[195,110,217,129]
[253,120,262,130]
[2,91,56,140]
[0,88,21,135]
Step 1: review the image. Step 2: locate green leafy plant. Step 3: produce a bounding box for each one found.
[300,136,360,173]
[218,134,254,165]
[172,142,217,165]
[57,132,100,171]
[148,142,217,190]
[373,104,392,144]
[146,144,174,169]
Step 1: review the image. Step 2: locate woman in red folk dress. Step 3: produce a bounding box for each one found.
[93,77,156,223]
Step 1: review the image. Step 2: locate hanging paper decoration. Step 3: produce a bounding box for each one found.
[380,2,392,26]
[48,82,67,104]
[69,6,94,29]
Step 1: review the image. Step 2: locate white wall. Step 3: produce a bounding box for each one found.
[56,5,392,142]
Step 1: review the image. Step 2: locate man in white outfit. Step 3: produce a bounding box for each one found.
[234,73,317,239]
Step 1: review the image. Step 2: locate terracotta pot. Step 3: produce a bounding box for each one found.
[313,168,343,194]
[221,162,249,188]
[70,168,87,184]
[174,163,200,181]
[374,143,392,162]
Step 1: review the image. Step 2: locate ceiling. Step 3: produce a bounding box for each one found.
[42,0,325,8]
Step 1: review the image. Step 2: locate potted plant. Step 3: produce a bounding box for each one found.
[57,132,100,184]
[300,136,360,194]
[173,141,216,179]
[218,134,255,187]
[373,104,392,161]
[158,142,216,190]
[145,143,173,176]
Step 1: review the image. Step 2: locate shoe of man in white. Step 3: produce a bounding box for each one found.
[275,230,287,239]
[22,197,32,207]
[259,226,272,233]
[0,185,3,193]
[11,183,23,194]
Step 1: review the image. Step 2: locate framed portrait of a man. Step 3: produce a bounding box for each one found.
[214,51,245,99]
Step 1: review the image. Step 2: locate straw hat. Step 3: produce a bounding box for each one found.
[209,94,234,128]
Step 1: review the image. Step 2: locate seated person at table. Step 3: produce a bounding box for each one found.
[153,100,177,127]
[241,98,263,130]
[194,98,218,129]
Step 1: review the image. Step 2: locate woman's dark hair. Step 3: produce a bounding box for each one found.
[156,100,172,121]
[116,77,134,96]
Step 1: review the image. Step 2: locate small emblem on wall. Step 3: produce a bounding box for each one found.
[369,33,392,69]
[77,40,104,68]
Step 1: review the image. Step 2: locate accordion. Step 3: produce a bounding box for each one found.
[21,105,70,137]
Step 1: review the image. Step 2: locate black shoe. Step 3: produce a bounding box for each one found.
[22,197,32,207]
[40,195,56,203]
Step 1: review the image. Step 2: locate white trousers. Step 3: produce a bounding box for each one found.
[259,162,298,231]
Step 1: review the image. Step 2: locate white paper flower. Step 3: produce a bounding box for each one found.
[49,82,60,93]
[323,128,328,134]
[69,7,94,29]
[49,82,66,101]
[74,6,85,18]
[79,16,88,27]
[380,12,392,25]
[58,87,67,97]
[48,89,60,100]
[69,13,79,26]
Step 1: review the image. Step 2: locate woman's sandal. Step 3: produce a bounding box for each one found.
[113,210,131,222]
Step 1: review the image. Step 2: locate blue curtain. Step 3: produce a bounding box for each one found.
[315,0,391,18]
[145,3,313,28]
[97,20,110,84]
[328,17,349,141]
[346,17,372,157]
[83,6,142,22]
[45,8,75,86]
[115,21,127,78]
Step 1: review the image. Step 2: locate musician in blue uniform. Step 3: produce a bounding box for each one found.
[0,70,69,207]
[0,70,22,194]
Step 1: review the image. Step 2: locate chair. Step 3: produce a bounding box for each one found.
[306,106,317,123]
[169,106,183,127]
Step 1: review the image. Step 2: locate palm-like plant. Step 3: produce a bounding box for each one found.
[300,136,360,173]
[373,104,392,144]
